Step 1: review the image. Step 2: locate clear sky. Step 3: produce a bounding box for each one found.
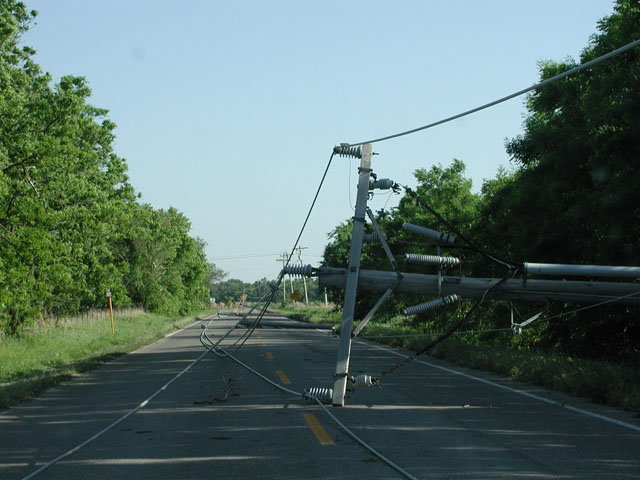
[22,0,616,282]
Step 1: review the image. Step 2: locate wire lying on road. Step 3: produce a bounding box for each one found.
[201,316,418,480]
[359,327,513,340]
[314,398,418,480]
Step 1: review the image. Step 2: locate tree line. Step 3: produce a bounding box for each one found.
[0,2,211,334]
[323,0,640,363]
[209,275,323,306]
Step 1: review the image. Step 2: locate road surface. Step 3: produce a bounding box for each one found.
[1,312,639,479]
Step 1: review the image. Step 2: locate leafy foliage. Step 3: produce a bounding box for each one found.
[209,276,323,306]
[0,2,210,333]
[480,0,640,360]
[323,159,481,326]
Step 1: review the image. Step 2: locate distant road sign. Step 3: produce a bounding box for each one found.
[291,291,302,302]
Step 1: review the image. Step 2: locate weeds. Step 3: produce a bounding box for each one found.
[281,307,640,412]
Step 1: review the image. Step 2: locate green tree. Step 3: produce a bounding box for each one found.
[0,1,210,332]
[476,0,640,360]
[127,206,209,315]
[208,263,227,285]
[322,159,480,322]
[209,278,251,305]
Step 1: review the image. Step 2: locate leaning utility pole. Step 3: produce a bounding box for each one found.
[332,143,374,406]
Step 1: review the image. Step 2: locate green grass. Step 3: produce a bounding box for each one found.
[0,312,206,410]
[425,336,640,412]
[270,304,342,326]
[277,306,640,412]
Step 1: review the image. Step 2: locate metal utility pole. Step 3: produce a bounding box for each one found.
[277,252,289,302]
[332,143,374,406]
[297,246,309,305]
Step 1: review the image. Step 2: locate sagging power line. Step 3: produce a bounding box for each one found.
[344,38,640,147]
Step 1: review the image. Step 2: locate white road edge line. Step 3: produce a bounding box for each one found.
[356,340,640,434]
[21,319,211,480]
[165,318,202,337]
[129,317,206,355]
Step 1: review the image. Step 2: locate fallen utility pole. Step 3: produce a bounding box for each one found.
[316,267,640,305]
[523,262,640,279]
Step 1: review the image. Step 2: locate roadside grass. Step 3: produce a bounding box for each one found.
[0,311,207,410]
[422,335,640,412]
[271,304,342,326]
[277,306,640,412]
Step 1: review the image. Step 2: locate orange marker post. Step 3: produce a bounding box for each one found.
[106,289,115,333]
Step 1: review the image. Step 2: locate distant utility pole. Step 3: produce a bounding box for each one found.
[277,252,289,302]
[297,246,309,305]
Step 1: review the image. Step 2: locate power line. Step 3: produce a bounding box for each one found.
[210,252,324,261]
[515,289,640,330]
[225,151,337,349]
[200,317,417,479]
[344,38,640,147]
[380,273,514,378]
[359,328,513,340]
[403,185,521,271]
[211,253,280,261]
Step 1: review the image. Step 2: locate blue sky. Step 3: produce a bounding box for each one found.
[22,0,615,282]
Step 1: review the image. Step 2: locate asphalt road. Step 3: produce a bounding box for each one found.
[1,312,639,479]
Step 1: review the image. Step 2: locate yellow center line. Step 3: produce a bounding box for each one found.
[303,413,334,445]
[275,370,291,384]
[266,352,274,360]
[259,341,267,346]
